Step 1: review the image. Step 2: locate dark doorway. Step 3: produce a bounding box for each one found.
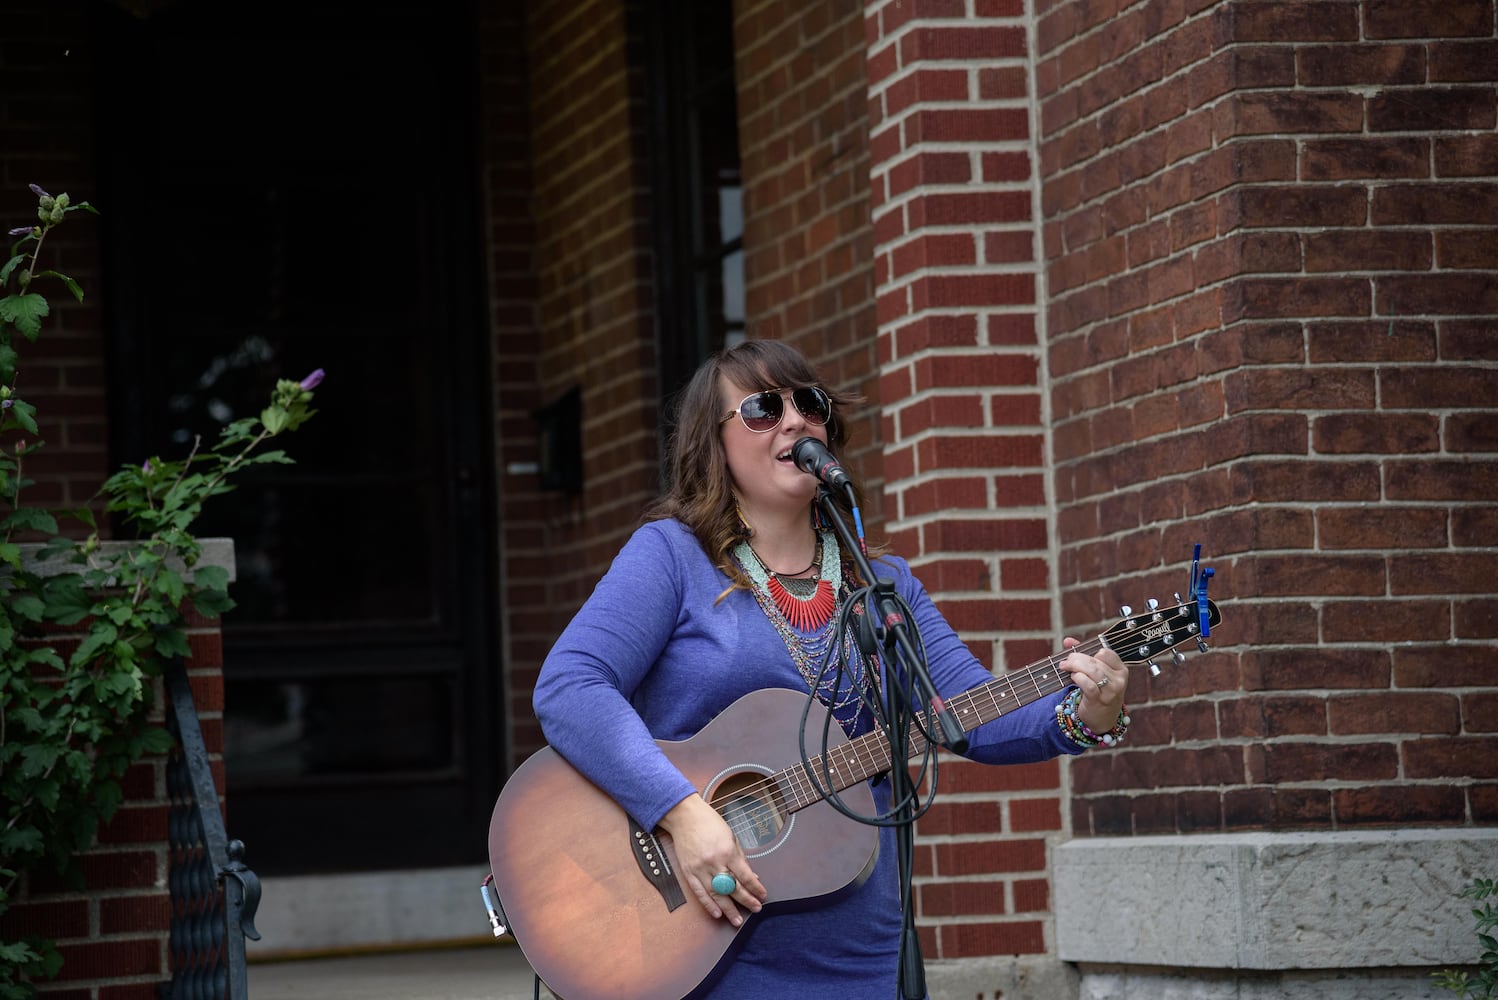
[93,0,498,874]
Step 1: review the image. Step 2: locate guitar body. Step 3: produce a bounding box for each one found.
[488,594,1223,999]
[487,688,879,1000]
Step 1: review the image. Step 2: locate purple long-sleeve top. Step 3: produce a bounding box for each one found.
[532,519,1081,999]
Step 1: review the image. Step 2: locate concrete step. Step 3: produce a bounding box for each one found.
[248,944,555,1000]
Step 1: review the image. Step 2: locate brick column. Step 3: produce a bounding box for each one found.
[1037,0,1498,841]
[866,0,1059,964]
[4,544,232,999]
[1036,0,1498,993]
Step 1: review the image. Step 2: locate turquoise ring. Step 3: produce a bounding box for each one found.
[711,872,737,896]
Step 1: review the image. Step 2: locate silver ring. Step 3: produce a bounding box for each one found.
[1097,676,1109,689]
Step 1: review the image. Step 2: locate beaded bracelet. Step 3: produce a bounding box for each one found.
[1055,687,1130,748]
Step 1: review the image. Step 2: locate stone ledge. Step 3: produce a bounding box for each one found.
[1055,829,1497,969]
[17,537,237,582]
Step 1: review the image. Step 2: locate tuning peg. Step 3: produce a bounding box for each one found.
[1119,605,1133,618]
[1171,649,1186,667]
[1147,659,1161,677]
[1173,591,1182,604]
[1197,638,1210,653]
[1146,598,1159,611]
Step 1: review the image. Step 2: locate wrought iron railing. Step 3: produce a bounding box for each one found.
[164,657,262,1000]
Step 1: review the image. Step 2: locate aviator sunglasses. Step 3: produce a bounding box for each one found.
[721,386,832,433]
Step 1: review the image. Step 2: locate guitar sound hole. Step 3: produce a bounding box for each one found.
[716,772,785,851]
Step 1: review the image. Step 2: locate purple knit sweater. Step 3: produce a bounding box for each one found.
[533,519,1081,999]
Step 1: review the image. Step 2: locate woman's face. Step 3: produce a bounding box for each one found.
[718,374,829,523]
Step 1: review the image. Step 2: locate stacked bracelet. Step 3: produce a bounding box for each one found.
[1055,687,1130,748]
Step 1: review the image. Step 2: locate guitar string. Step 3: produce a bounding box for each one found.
[705,609,1209,840]
[707,616,1193,835]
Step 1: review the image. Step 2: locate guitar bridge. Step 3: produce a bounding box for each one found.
[628,818,687,912]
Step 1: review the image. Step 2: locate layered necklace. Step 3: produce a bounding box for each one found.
[734,531,868,721]
[734,531,839,632]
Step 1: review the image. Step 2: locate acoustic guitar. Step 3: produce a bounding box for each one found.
[487,596,1222,1000]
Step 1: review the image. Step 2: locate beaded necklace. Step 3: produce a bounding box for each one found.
[734,531,866,719]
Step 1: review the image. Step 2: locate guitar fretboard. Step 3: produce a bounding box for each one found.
[771,638,1100,812]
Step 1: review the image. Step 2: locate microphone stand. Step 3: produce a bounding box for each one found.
[813,483,968,1000]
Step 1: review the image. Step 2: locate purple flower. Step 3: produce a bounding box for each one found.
[8,226,34,237]
[1,400,11,410]
[28,184,50,198]
[299,368,325,390]
[142,459,153,473]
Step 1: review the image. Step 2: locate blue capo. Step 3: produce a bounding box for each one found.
[1189,542,1214,638]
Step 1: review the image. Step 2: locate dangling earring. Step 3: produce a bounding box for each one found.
[735,497,754,537]
[810,500,825,532]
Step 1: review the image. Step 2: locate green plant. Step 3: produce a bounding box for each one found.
[0,185,321,997]
[1434,878,1498,999]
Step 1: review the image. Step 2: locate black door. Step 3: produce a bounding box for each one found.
[93,0,498,873]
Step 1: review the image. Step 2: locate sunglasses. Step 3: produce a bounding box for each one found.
[720,386,832,433]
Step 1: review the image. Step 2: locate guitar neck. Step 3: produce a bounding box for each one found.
[772,638,1099,813]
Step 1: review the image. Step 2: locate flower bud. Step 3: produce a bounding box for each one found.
[299,368,325,391]
[28,183,51,198]
[55,192,70,210]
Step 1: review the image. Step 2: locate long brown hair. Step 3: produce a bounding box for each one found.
[645,340,866,592]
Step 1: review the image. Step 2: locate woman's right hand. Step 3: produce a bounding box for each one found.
[657,794,767,926]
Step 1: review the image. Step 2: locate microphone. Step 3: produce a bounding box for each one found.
[791,437,854,492]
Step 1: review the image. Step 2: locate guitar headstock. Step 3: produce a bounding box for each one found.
[1101,598,1223,674]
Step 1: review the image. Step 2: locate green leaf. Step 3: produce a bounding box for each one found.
[154,568,186,607]
[153,628,190,659]
[19,742,58,778]
[30,269,84,303]
[69,622,117,668]
[0,292,48,340]
[0,507,57,534]
[53,506,97,531]
[0,341,17,380]
[193,587,236,617]
[7,399,37,435]
[261,404,289,435]
[8,593,44,623]
[193,564,230,592]
[41,575,92,625]
[0,252,26,286]
[0,826,43,856]
[139,726,175,754]
[92,780,123,823]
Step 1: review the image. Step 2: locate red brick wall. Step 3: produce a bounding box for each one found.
[478,1,549,758]
[735,0,886,532]
[0,0,111,516]
[494,0,662,761]
[863,0,1057,961]
[4,605,227,1000]
[3,8,236,994]
[1037,0,1498,835]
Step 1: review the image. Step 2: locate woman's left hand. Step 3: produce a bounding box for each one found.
[1062,637,1128,734]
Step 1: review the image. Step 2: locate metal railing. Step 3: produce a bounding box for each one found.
[163,657,262,1000]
